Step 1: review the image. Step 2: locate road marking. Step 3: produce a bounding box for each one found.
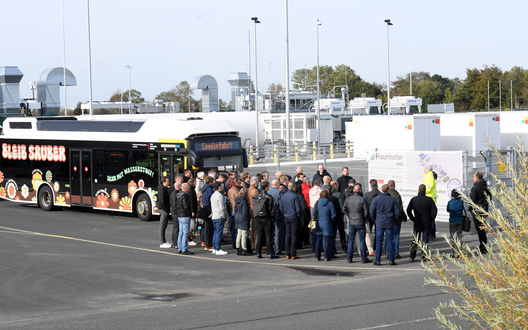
[352,314,454,329]
[0,225,424,272]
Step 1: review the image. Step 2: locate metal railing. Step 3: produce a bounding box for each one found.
[247,141,354,168]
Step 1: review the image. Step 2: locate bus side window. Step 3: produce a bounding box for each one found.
[93,150,104,184]
[132,151,158,189]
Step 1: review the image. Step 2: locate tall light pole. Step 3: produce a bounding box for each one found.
[385,19,393,115]
[126,65,132,114]
[86,0,93,115]
[61,0,67,116]
[251,17,261,150]
[409,0,412,96]
[285,0,291,146]
[316,18,321,144]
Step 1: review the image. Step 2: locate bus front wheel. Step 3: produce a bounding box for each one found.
[39,186,54,211]
[135,193,152,221]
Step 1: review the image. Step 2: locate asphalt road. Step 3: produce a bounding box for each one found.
[0,193,483,330]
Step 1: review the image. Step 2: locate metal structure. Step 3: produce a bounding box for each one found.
[385,19,393,114]
[348,96,382,115]
[251,17,261,148]
[191,75,219,112]
[0,66,24,117]
[227,72,251,111]
[316,18,322,144]
[36,67,77,116]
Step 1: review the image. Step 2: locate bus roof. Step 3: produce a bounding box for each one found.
[1,116,238,142]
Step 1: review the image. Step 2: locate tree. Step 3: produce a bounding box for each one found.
[118,89,145,103]
[155,91,177,102]
[155,81,196,112]
[414,79,445,105]
[267,83,284,95]
[109,89,124,102]
[419,141,528,329]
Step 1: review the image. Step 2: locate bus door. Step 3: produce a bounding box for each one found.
[70,150,93,205]
[159,153,184,188]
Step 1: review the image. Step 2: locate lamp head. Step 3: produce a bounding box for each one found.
[316,18,322,25]
[251,17,261,23]
[384,19,393,25]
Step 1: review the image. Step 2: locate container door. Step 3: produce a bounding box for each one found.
[70,150,93,205]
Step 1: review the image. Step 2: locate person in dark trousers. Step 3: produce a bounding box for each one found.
[294,184,310,249]
[187,178,198,246]
[158,176,172,248]
[336,166,353,197]
[228,178,242,249]
[342,185,371,263]
[407,184,438,262]
[253,181,280,259]
[469,172,491,253]
[388,180,407,259]
[312,164,332,187]
[330,181,347,253]
[370,184,400,266]
[312,190,336,261]
[324,186,343,258]
[279,182,302,259]
[365,179,381,253]
[447,189,465,256]
[200,176,215,251]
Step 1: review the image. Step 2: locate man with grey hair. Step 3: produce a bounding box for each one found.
[268,179,285,255]
[196,171,205,192]
[365,179,381,255]
[208,170,217,181]
[175,183,193,255]
[275,171,283,180]
[280,182,302,259]
[248,176,260,250]
[322,175,331,190]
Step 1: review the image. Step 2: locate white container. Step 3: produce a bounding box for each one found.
[439,112,500,154]
[499,111,528,149]
[345,114,441,157]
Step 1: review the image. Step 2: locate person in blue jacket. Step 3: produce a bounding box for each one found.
[447,189,465,255]
[312,189,336,261]
[370,184,400,266]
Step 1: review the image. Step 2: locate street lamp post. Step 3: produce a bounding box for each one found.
[86,0,93,115]
[316,18,321,144]
[251,17,261,152]
[385,19,393,115]
[126,65,132,114]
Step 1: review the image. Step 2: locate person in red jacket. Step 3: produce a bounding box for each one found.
[301,177,311,209]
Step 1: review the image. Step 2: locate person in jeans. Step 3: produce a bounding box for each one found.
[200,176,215,251]
[158,176,172,248]
[447,189,465,256]
[388,180,407,259]
[279,182,302,259]
[407,184,438,262]
[176,183,193,255]
[342,185,371,264]
[312,190,336,262]
[211,182,228,255]
[370,184,400,266]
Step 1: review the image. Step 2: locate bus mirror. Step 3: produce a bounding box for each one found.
[242,148,249,168]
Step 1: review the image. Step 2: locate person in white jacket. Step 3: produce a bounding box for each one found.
[309,180,323,252]
[211,182,229,255]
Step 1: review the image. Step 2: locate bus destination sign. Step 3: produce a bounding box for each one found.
[198,141,238,152]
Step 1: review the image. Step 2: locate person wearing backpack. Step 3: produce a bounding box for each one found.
[253,181,280,259]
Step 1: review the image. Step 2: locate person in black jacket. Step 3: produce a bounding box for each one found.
[234,188,252,256]
[253,181,279,259]
[158,176,172,248]
[312,164,332,187]
[325,186,343,258]
[336,167,354,197]
[186,178,199,246]
[295,184,311,248]
[170,182,182,250]
[407,184,438,262]
[175,183,193,255]
[469,172,491,253]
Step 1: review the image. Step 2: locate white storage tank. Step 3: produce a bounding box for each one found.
[345,114,441,158]
[499,111,528,149]
[440,112,500,154]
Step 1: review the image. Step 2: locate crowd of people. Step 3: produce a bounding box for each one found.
[156,164,491,263]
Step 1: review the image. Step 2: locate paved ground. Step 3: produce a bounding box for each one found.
[0,196,483,329]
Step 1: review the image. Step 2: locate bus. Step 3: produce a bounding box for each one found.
[0,116,247,221]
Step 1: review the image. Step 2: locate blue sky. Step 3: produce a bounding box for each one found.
[1,0,525,107]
